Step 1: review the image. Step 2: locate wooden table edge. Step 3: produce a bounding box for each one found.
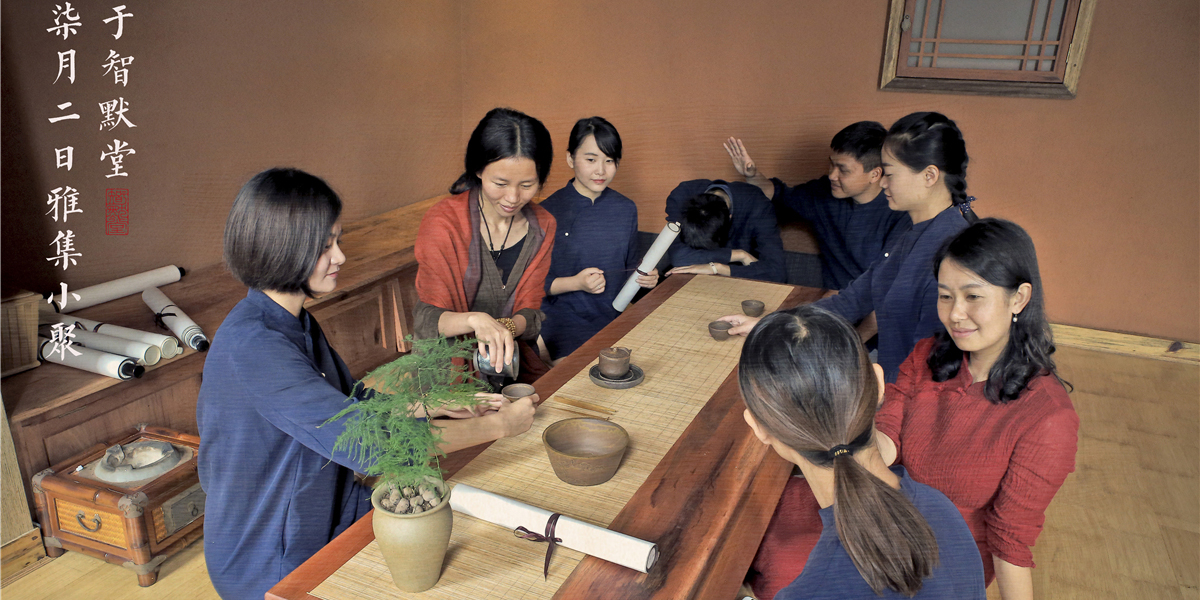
[551,282,821,599]
[265,275,692,600]
[266,276,822,600]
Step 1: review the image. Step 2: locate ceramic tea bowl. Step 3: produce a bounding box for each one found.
[500,383,536,402]
[542,418,629,486]
[741,299,765,317]
[709,320,733,341]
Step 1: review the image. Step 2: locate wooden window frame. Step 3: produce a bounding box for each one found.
[880,0,1097,98]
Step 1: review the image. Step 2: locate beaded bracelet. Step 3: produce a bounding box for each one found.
[496,317,517,337]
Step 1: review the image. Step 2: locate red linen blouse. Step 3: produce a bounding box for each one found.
[876,337,1079,581]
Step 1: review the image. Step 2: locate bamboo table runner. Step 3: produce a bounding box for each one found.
[311,276,793,600]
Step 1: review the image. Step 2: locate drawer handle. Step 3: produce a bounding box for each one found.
[75,512,102,532]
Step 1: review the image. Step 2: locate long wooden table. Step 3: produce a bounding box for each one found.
[267,275,823,600]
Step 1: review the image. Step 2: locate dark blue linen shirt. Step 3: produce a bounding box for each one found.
[812,206,969,382]
[539,181,641,359]
[771,176,911,290]
[775,467,986,600]
[197,289,373,600]
[664,179,787,283]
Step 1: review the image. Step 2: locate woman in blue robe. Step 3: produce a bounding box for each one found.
[538,117,658,361]
[197,168,536,599]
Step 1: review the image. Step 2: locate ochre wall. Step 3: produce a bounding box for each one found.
[1,1,463,295]
[3,1,1197,342]
[460,0,1199,342]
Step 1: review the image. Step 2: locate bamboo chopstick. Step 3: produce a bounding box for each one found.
[548,395,617,415]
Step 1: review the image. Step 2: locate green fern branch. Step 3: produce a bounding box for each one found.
[328,336,487,491]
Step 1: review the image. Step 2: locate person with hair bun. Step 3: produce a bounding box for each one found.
[537,117,657,361]
[722,112,975,384]
[199,168,535,599]
[414,107,557,385]
[740,306,985,599]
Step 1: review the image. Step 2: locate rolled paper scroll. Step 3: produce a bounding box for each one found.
[37,337,144,380]
[450,483,659,573]
[46,265,185,313]
[43,313,182,358]
[612,222,680,312]
[39,326,162,366]
[141,287,209,352]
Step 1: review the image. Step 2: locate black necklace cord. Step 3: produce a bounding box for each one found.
[478,196,513,261]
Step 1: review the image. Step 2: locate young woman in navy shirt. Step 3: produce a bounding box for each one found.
[739,306,985,599]
[538,117,657,361]
[198,169,536,599]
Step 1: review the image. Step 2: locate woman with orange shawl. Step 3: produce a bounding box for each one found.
[414,108,556,386]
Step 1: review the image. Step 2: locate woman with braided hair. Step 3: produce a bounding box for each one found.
[722,112,975,384]
[739,306,985,599]
[728,112,978,599]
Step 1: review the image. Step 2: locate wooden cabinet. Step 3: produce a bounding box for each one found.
[32,427,204,587]
[312,276,413,378]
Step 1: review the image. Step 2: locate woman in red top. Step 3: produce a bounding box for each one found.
[414,108,557,386]
[750,219,1078,600]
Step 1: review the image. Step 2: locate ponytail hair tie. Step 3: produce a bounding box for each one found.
[826,427,874,460]
[957,196,979,223]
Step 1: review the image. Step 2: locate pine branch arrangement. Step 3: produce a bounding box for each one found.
[328,336,485,509]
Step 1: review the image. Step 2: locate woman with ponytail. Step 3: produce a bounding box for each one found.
[873,218,1078,598]
[740,307,984,599]
[749,220,1076,600]
[414,107,557,386]
[722,112,974,385]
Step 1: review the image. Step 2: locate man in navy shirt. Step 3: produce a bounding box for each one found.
[725,122,910,290]
[664,179,787,283]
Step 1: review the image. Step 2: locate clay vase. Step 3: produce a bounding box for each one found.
[370,482,453,592]
[598,347,632,379]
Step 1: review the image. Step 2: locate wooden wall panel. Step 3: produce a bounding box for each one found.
[460,0,1199,342]
[2,0,1195,344]
[1,0,463,295]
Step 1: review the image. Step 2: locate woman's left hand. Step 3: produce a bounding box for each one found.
[467,312,515,372]
[717,313,759,336]
[636,268,659,289]
[428,393,503,419]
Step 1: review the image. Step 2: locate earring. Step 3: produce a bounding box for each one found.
[1012,314,1019,323]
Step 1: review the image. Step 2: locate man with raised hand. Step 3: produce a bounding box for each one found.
[725,121,910,291]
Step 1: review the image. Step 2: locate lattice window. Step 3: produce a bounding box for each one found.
[880,0,1096,98]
